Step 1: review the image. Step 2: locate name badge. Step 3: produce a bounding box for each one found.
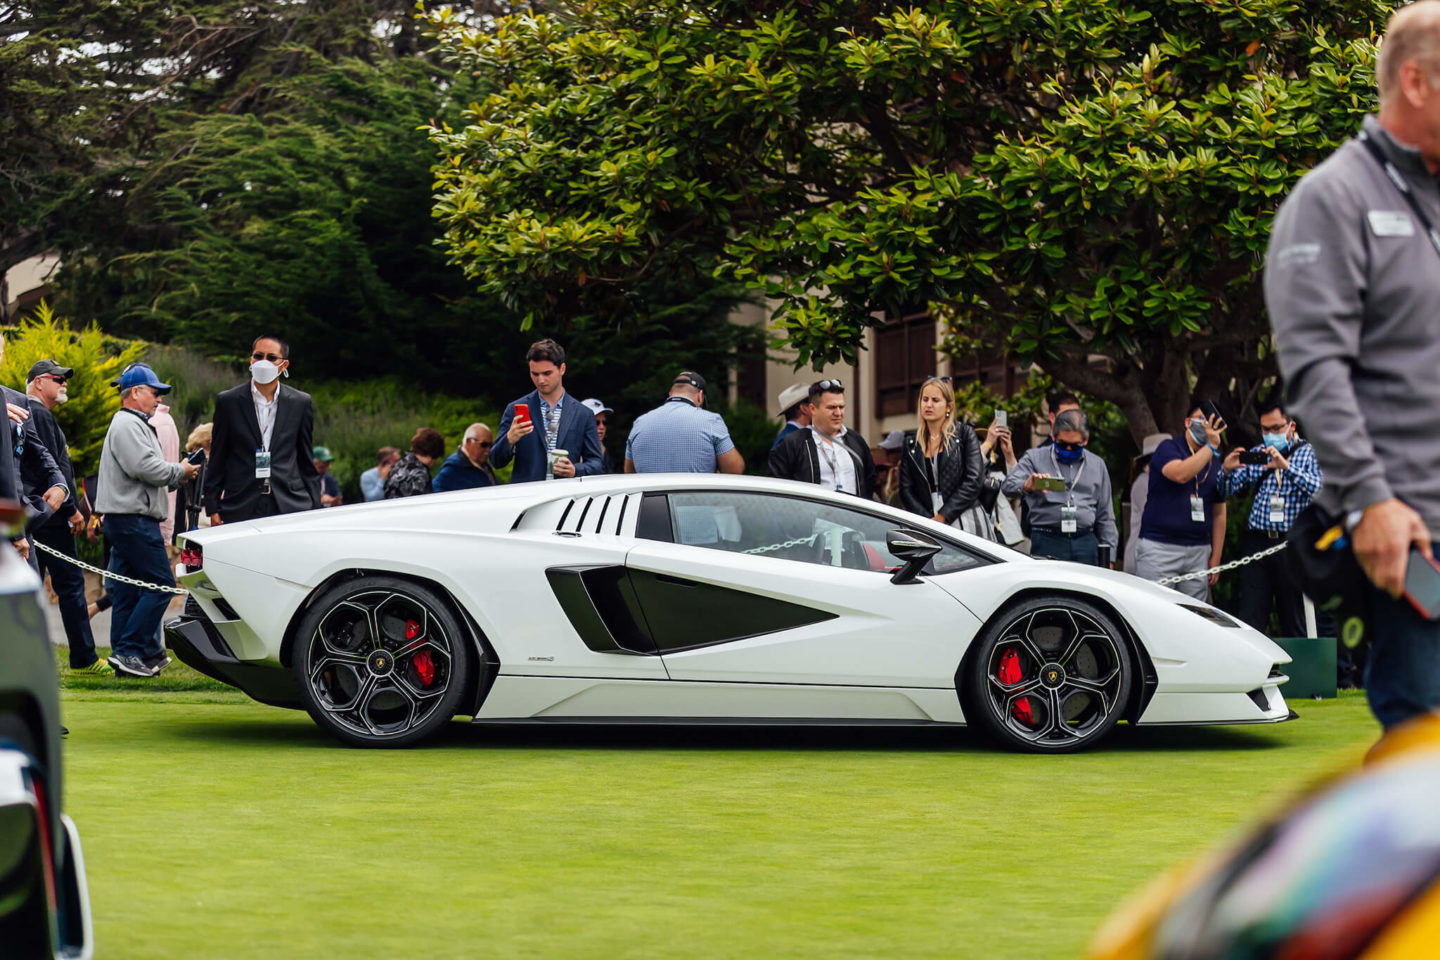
[1269,495,1285,525]
[1060,505,1078,534]
[1190,495,1205,523]
[1367,210,1415,237]
[255,449,272,479]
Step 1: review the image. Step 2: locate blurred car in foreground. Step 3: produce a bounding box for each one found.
[0,502,93,958]
[1089,716,1440,960]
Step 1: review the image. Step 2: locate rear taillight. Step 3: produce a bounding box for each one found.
[180,544,203,570]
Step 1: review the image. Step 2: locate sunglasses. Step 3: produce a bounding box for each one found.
[252,351,284,362]
[40,375,67,385]
[465,438,492,448]
[927,375,953,383]
[815,378,844,391]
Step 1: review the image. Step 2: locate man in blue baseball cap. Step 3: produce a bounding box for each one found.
[95,363,201,677]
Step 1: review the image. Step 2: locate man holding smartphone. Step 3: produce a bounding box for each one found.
[1134,403,1228,600]
[1267,1,1440,736]
[1218,399,1322,636]
[491,339,604,483]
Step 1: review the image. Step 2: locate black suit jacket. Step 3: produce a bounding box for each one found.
[203,382,320,521]
[2,386,67,529]
[766,427,878,501]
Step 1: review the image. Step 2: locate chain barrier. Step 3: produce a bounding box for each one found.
[31,539,188,595]
[1154,541,1288,585]
[743,535,817,556]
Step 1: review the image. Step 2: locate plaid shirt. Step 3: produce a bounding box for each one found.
[1217,439,1322,532]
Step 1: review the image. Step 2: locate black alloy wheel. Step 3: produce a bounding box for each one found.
[962,597,1133,753]
[292,576,473,748]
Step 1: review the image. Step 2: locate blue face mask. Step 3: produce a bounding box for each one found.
[1262,432,1290,452]
[1053,441,1084,464]
[1188,420,1208,446]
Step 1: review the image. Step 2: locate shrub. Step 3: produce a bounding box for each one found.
[0,302,146,476]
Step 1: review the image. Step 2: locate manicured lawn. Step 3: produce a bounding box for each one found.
[57,652,1378,960]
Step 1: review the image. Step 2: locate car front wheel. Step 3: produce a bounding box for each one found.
[962,597,1133,753]
[293,577,473,748]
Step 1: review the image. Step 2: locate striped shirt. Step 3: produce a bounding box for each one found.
[1217,440,1322,532]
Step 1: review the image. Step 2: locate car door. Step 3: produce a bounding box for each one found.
[624,490,988,695]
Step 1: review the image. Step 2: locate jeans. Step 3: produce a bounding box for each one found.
[33,522,100,668]
[1029,529,1099,565]
[1365,584,1440,729]
[1235,529,1307,637]
[105,513,174,661]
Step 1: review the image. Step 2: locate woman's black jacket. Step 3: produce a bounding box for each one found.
[899,425,985,522]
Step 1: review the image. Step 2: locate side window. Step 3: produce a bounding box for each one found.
[656,491,985,575]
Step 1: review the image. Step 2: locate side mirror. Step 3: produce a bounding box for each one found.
[886,529,942,585]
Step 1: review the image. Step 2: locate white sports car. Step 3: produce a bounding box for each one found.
[167,474,1294,751]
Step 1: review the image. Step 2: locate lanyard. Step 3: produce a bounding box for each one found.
[1048,446,1085,507]
[1358,131,1440,259]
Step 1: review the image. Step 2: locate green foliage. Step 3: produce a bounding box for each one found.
[0,303,146,475]
[423,0,1391,438]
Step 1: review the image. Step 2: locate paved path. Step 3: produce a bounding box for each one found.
[41,569,185,650]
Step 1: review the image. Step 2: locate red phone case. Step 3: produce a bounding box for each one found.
[514,404,530,424]
[1403,550,1440,621]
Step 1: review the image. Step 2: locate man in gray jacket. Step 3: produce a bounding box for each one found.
[96,363,199,677]
[1266,1,1440,735]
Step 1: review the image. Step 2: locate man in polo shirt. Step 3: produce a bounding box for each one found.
[625,372,744,474]
[1135,403,1228,601]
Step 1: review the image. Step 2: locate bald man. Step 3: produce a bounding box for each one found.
[432,423,500,492]
[1267,0,1440,735]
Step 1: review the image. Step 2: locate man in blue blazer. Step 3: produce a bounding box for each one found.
[491,339,605,483]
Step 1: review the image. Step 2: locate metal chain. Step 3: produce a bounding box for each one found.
[31,539,188,595]
[1154,541,1288,585]
[743,535,816,556]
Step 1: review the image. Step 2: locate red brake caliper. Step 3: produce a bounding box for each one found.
[405,619,435,686]
[405,619,421,641]
[997,648,1035,725]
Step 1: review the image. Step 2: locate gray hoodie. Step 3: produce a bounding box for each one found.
[96,408,186,520]
[1266,116,1440,535]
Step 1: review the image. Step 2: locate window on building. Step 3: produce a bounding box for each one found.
[873,310,936,419]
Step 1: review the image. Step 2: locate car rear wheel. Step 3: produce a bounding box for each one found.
[962,597,1133,753]
[293,577,473,748]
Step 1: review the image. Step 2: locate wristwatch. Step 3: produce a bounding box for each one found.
[1345,508,1366,532]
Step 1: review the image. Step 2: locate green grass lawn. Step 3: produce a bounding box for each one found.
[56,651,1379,960]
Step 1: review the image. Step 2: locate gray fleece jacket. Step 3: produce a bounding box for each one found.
[1266,115,1440,535]
[96,408,186,520]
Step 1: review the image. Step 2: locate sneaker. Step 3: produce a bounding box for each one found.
[75,659,115,676]
[143,652,172,672]
[108,654,160,678]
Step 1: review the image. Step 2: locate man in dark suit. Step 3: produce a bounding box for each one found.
[204,335,320,524]
[491,339,604,483]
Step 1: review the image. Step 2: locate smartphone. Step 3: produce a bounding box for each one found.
[995,409,1008,429]
[185,448,206,466]
[513,403,531,425]
[1033,476,1067,492]
[1199,400,1224,425]
[1239,450,1271,466]
[1403,548,1440,621]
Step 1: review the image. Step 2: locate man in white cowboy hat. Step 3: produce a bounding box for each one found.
[771,383,812,451]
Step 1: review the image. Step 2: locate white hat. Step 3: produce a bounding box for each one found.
[1140,432,1171,456]
[581,398,612,416]
[776,383,809,417]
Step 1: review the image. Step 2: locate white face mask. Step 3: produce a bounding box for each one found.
[250,359,281,385]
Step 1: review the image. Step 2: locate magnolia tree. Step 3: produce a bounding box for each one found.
[424,0,1389,439]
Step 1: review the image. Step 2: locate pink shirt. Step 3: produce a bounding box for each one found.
[151,403,180,543]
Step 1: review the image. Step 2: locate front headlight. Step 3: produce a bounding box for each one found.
[1178,603,1241,628]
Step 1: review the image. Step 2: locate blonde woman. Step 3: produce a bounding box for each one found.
[899,377,996,539]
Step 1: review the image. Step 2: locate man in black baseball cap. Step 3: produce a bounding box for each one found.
[625,370,744,474]
[25,359,108,673]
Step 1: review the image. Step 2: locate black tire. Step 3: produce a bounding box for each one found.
[292,576,474,748]
[962,596,1133,753]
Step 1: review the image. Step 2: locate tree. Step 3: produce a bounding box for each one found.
[423,0,1389,440]
[0,303,146,476]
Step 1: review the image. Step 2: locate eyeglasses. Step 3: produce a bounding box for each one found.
[252,351,283,362]
[815,378,844,392]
